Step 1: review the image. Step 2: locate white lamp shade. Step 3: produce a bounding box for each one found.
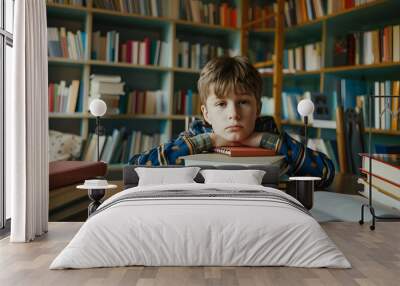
[297,99,314,117]
[89,99,107,117]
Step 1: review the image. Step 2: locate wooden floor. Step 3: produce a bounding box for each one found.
[0,222,399,286]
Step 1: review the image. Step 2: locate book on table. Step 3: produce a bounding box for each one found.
[180,153,284,167]
[359,153,400,210]
[212,146,276,157]
[357,177,400,211]
[360,153,400,186]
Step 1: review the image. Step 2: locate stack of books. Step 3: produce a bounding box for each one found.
[213,147,276,157]
[358,153,400,211]
[89,74,125,115]
[181,146,283,167]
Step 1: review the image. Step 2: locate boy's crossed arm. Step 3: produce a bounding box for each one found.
[128,130,335,188]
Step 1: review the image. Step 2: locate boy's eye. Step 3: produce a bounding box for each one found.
[215,101,226,107]
[238,100,249,105]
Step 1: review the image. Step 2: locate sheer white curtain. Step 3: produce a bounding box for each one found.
[7,0,48,242]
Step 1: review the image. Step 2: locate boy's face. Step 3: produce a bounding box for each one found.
[201,89,260,142]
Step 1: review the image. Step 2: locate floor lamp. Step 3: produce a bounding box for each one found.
[89,99,107,162]
[286,98,319,210]
[80,98,114,216]
[297,98,314,146]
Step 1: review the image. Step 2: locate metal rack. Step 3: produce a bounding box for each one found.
[359,94,400,230]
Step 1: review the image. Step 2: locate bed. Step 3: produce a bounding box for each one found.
[50,165,351,269]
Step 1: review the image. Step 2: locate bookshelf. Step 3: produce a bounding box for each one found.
[246,0,400,174]
[47,0,400,174]
[46,0,244,171]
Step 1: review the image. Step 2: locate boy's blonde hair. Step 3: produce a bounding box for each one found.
[197,56,262,109]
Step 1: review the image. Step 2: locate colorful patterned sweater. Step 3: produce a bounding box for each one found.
[129,119,335,187]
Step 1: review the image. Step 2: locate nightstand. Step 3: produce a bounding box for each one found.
[77,181,117,216]
[287,177,321,210]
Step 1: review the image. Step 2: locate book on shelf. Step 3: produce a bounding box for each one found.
[333,24,400,66]
[177,0,237,27]
[180,153,285,167]
[310,92,336,128]
[91,0,237,27]
[175,39,237,70]
[46,0,85,6]
[278,0,373,28]
[359,173,400,199]
[282,42,321,72]
[90,74,122,83]
[360,153,400,186]
[125,90,167,115]
[92,31,167,66]
[335,78,368,111]
[354,80,399,131]
[47,27,86,60]
[281,88,302,121]
[83,134,107,162]
[90,81,125,95]
[213,147,276,157]
[328,0,378,15]
[357,177,400,211]
[173,89,200,116]
[281,90,336,127]
[248,2,276,28]
[48,80,80,113]
[82,128,162,164]
[333,35,349,66]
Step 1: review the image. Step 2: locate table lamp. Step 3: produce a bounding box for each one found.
[89,99,107,161]
[297,98,314,146]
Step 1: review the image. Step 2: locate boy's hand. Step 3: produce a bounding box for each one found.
[209,133,241,147]
[239,132,263,147]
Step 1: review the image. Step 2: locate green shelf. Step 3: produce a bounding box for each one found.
[46,3,88,19]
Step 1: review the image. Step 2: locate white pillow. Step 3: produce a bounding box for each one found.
[136,167,201,186]
[200,169,266,185]
[49,130,83,162]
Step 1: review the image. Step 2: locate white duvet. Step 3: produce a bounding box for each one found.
[50,183,351,269]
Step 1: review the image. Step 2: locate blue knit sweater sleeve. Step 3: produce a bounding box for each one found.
[129,120,213,166]
[260,131,335,188]
[128,133,213,166]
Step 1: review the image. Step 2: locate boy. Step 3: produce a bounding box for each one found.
[129,56,335,187]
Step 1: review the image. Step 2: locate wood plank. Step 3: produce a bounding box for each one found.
[1,222,399,286]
